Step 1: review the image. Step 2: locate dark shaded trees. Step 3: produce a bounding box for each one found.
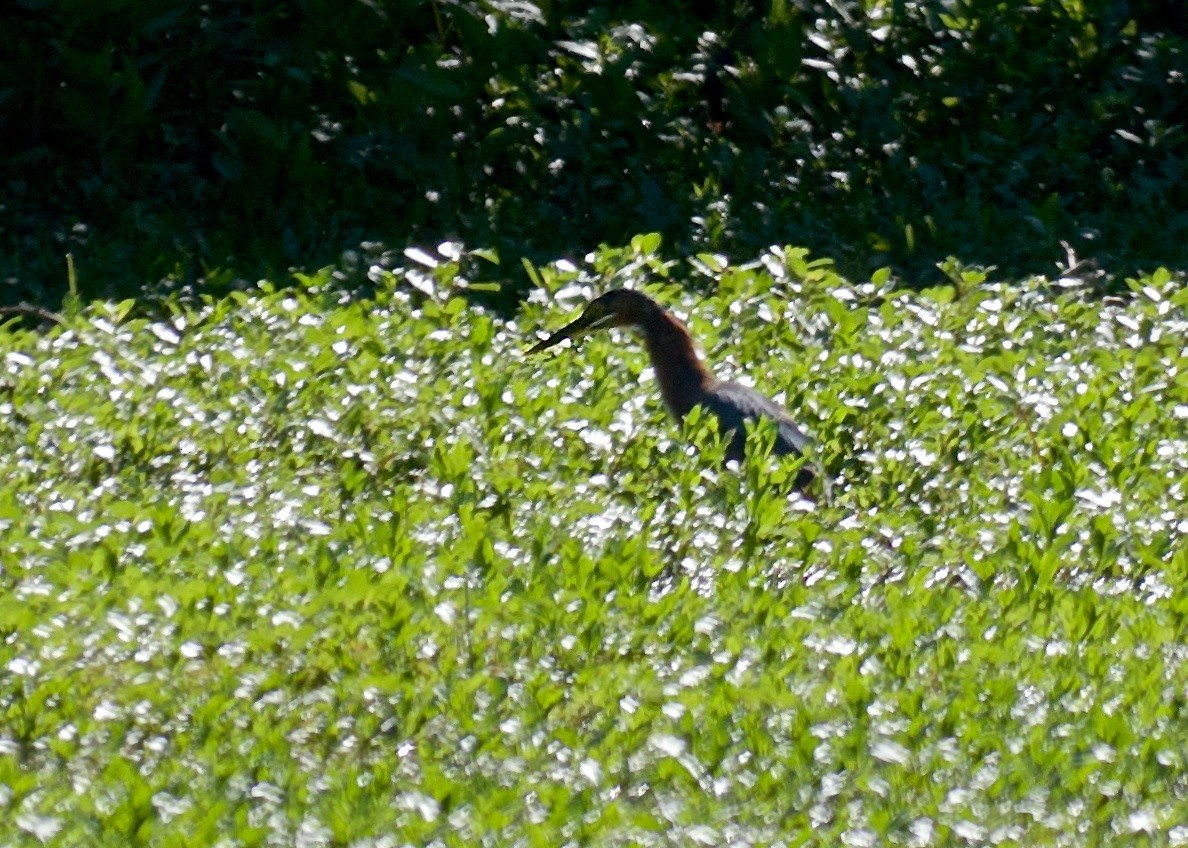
[2,0,1184,305]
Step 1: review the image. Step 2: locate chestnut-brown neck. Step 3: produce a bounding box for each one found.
[635,309,713,420]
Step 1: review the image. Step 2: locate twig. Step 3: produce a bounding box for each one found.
[0,303,65,326]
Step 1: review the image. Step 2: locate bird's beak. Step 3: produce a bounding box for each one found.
[526,308,617,354]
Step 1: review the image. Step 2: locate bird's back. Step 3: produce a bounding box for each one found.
[699,381,814,487]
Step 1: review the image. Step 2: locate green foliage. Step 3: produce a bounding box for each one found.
[2,1,1186,306]
[1,243,1186,843]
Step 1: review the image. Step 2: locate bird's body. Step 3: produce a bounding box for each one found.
[528,289,813,488]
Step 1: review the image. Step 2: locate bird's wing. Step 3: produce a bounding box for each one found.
[701,381,812,456]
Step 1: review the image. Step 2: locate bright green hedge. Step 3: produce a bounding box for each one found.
[1,243,1186,844]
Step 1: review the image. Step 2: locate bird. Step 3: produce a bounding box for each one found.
[527,288,815,490]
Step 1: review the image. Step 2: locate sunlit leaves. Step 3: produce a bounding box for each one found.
[0,248,1186,844]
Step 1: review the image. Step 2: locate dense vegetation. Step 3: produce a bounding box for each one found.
[3,0,1186,841]
[3,0,1187,306]
[2,243,1186,844]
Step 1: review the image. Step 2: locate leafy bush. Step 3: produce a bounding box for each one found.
[1,0,1186,306]
[1,242,1186,843]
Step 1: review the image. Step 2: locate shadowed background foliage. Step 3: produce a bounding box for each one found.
[2,0,1186,307]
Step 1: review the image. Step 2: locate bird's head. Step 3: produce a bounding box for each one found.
[527,289,657,354]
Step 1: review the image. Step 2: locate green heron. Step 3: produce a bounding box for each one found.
[528,289,814,489]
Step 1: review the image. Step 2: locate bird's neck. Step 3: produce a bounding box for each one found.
[638,311,713,420]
